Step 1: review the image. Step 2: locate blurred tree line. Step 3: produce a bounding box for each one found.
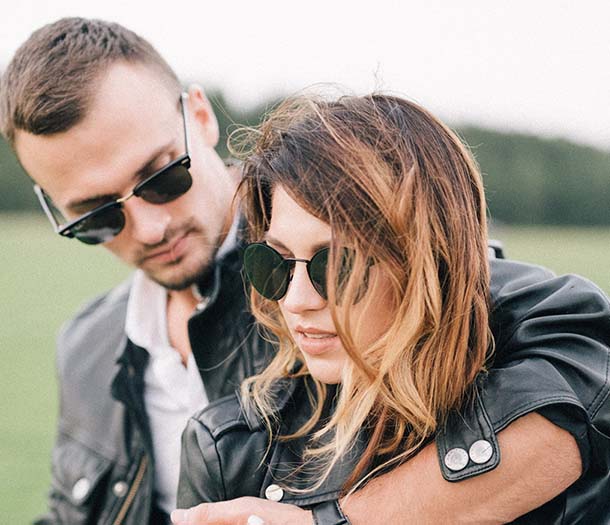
[1,91,608,225]
[459,127,610,225]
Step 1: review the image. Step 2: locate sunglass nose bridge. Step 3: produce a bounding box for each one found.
[286,257,312,264]
[116,190,136,204]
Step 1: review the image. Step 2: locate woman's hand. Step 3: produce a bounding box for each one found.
[171,496,313,525]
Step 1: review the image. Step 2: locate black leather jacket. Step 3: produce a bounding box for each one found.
[33,244,270,525]
[177,259,610,524]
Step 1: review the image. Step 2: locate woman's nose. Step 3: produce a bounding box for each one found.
[281,263,327,313]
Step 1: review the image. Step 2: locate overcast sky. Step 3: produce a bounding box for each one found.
[3,0,609,150]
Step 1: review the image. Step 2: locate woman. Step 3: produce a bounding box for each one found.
[176,94,610,523]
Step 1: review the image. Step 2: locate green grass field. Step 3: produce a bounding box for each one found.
[1,214,609,523]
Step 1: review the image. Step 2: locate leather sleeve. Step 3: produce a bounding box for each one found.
[177,394,273,506]
[177,417,225,507]
[437,260,610,483]
[33,282,133,524]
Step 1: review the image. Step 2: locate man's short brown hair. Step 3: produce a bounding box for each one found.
[0,17,182,145]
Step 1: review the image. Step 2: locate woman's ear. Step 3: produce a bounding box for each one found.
[185,84,219,147]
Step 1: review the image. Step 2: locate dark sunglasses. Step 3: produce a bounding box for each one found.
[243,242,330,301]
[33,94,192,245]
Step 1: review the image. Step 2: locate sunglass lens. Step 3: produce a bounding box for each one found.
[70,205,125,245]
[243,243,290,300]
[136,163,192,204]
[309,248,360,302]
[308,248,329,299]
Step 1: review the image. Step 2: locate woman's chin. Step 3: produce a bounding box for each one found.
[301,354,344,384]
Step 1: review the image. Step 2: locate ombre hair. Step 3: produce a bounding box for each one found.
[235,93,492,493]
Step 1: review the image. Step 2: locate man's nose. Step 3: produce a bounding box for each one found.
[281,263,326,313]
[122,197,172,245]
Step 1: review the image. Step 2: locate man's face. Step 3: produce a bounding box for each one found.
[15,63,235,290]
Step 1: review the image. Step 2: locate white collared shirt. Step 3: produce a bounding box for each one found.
[125,270,208,513]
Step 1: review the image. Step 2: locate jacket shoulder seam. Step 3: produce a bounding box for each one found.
[587,336,610,417]
[191,395,252,440]
[58,279,131,340]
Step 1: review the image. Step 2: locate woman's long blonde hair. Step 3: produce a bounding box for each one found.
[235,93,492,493]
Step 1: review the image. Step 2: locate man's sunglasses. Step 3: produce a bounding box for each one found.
[33,94,192,245]
[243,242,330,301]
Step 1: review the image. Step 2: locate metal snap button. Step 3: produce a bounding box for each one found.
[264,483,284,502]
[469,439,493,464]
[112,480,129,498]
[444,447,469,471]
[72,477,91,501]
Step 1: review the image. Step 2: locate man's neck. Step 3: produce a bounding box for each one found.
[163,164,241,366]
[166,287,199,365]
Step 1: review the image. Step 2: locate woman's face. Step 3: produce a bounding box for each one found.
[265,186,394,384]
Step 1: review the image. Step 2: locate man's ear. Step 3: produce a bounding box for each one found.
[186,84,219,147]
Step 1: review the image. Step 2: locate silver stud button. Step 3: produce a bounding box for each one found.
[112,480,129,498]
[469,439,493,464]
[444,447,469,471]
[264,483,284,502]
[72,477,91,501]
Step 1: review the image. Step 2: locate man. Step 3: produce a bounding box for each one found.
[1,17,607,525]
[2,19,260,523]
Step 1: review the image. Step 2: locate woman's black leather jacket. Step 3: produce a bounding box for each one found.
[178,258,610,524]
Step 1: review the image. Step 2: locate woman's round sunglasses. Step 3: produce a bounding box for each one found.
[33,94,192,245]
[243,242,330,300]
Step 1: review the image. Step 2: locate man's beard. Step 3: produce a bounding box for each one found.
[134,219,219,291]
[149,253,214,291]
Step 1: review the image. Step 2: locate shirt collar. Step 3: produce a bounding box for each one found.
[125,270,169,355]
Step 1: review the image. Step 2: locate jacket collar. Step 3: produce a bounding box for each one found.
[238,375,301,431]
[111,339,154,454]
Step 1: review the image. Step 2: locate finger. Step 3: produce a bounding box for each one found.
[170,508,186,524]
[171,504,210,524]
[172,501,257,525]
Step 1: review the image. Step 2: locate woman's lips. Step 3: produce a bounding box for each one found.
[294,326,339,355]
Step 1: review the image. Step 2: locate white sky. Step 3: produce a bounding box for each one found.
[3,0,609,150]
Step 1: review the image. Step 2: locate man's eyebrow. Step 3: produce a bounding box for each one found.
[65,141,174,212]
[66,194,117,214]
[132,140,175,181]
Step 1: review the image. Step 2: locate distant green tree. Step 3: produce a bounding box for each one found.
[207,90,279,159]
[0,138,35,211]
[1,90,609,225]
[459,128,610,225]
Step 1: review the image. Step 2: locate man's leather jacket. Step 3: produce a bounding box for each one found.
[178,259,610,524]
[33,245,270,524]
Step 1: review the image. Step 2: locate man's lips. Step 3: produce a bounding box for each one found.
[142,232,190,263]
